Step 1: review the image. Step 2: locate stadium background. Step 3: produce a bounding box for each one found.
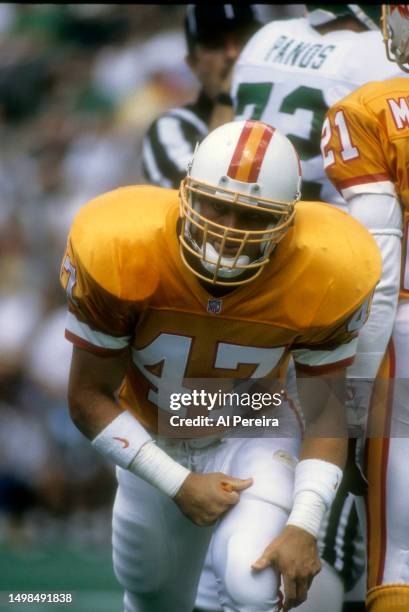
[0,5,304,611]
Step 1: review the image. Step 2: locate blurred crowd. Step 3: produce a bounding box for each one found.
[0,4,302,548]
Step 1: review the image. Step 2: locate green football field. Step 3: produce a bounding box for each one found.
[0,543,122,612]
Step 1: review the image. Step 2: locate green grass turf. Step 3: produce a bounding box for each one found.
[0,543,122,611]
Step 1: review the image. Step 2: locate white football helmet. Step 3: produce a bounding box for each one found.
[382,5,409,72]
[179,120,302,286]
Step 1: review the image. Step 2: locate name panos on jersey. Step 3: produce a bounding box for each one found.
[262,35,336,71]
[322,78,409,296]
[60,186,380,433]
[232,18,402,204]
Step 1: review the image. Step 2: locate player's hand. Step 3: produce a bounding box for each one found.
[252,525,321,610]
[174,472,253,526]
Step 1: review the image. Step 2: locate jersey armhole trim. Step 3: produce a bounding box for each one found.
[336,173,391,190]
[65,330,128,357]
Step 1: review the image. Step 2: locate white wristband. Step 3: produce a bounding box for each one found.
[91,411,152,469]
[286,459,342,538]
[129,440,190,498]
[91,411,191,498]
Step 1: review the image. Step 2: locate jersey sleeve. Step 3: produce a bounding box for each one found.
[60,236,136,356]
[322,99,395,202]
[291,291,374,375]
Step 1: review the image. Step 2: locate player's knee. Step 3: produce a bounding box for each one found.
[218,532,280,611]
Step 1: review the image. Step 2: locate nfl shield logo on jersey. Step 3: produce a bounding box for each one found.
[207,298,222,314]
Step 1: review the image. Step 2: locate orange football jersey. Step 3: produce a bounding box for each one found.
[322,77,409,296]
[60,185,381,433]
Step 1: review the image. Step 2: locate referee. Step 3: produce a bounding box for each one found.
[142,4,260,188]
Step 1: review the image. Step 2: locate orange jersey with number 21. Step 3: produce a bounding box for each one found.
[322,77,409,296]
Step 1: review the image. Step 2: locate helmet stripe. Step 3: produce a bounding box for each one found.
[248,124,275,182]
[227,122,253,180]
[227,121,275,183]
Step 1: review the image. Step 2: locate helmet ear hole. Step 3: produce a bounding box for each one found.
[178,120,301,286]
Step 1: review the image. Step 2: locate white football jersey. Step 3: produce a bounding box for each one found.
[232,17,404,208]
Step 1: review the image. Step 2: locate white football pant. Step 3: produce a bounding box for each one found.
[112,416,301,612]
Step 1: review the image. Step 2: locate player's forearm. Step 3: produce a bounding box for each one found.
[68,384,123,440]
[67,345,130,439]
[288,369,347,537]
[300,377,348,468]
[69,386,190,496]
[67,346,190,495]
[297,366,348,439]
[299,436,347,469]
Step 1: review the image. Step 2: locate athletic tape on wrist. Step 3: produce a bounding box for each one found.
[129,440,190,498]
[91,411,152,469]
[92,412,190,497]
[286,490,326,538]
[286,459,343,538]
[293,458,343,505]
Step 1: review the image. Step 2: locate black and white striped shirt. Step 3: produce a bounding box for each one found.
[142,91,213,189]
[321,484,366,592]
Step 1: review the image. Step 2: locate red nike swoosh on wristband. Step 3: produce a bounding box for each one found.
[113,437,130,448]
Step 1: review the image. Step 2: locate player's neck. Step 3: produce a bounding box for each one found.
[198,279,237,297]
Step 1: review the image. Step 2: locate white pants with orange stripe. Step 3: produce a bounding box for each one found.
[112,432,301,612]
[365,299,409,610]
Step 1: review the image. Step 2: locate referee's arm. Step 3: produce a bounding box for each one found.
[142,111,205,189]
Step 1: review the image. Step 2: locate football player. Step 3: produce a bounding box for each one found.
[320,5,409,611]
[61,120,380,611]
[231,4,404,205]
